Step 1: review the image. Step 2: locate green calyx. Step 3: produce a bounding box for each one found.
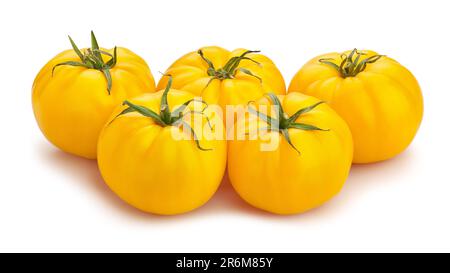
[319,48,384,78]
[52,31,117,94]
[197,49,262,84]
[114,75,212,151]
[248,93,329,154]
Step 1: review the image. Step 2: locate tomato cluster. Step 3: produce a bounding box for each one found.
[32,32,423,215]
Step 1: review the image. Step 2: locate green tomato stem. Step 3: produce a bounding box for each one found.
[319,48,384,78]
[52,31,118,94]
[247,93,329,154]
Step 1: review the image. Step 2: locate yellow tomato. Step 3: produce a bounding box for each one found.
[97,79,227,215]
[32,32,155,159]
[288,49,423,163]
[157,46,286,110]
[228,92,353,214]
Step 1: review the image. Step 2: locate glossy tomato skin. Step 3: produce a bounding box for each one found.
[157,46,286,110]
[97,90,227,215]
[288,50,423,163]
[32,47,155,159]
[228,92,353,215]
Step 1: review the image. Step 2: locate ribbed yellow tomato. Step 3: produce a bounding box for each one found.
[157,46,286,110]
[97,80,226,215]
[228,92,353,214]
[32,32,155,159]
[288,49,423,163]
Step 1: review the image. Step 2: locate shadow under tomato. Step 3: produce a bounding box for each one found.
[36,140,418,221]
[36,141,160,220]
[193,172,271,217]
[36,141,267,220]
[203,147,419,221]
[347,148,417,189]
[294,147,419,221]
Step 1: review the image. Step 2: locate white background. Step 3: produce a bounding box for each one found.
[1,0,449,252]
